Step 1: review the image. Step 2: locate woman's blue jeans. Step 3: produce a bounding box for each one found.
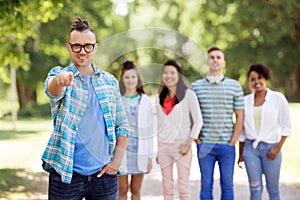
[48,169,118,200]
[197,143,235,200]
[243,140,282,200]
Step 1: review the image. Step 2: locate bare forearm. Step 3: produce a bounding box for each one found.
[110,136,128,170]
[229,110,244,145]
[238,142,244,158]
[276,136,287,150]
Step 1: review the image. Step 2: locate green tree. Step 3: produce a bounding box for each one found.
[187,0,300,100]
[226,0,300,101]
[0,0,64,108]
[0,0,120,109]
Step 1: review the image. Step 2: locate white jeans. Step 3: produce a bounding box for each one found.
[157,141,192,200]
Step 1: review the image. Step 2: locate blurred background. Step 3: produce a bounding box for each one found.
[1,0,300,119]
[0,0,299,199]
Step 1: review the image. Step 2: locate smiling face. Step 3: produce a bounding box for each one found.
[67,30,97,69]
[122,69,139,92]
[207,50,226,75]
[248,71,267,92]
[162,65,179,89]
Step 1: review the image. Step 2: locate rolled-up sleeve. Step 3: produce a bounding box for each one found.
[279,94,292,136]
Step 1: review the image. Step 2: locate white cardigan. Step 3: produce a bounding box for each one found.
[120,94,153,173]
[238,88,291,148]
[156,89,203,143]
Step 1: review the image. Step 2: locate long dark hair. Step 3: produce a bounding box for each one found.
[119,61,145,95]
[159,60,187,107]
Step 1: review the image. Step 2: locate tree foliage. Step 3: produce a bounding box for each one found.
[1,0,300,111]
[192,0,300,99]
[0,0,64,80]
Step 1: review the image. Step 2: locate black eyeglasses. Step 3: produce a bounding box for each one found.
[68,43,96,53]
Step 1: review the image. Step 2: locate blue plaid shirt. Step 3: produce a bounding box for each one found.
[41,62,129,184]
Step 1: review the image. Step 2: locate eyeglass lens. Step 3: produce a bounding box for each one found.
[70,43,95,53]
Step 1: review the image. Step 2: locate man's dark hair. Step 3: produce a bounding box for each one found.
[69,17,94,33]
[207,46,224,54]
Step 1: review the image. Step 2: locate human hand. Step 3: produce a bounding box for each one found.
[227,140,236,147]
[179,143,191,155]
[237,155,244,169]
[97,163,118,178]
[266,145,280,160]
[55,72,74,87]
[147,159,153,173]
[194,138,201,144]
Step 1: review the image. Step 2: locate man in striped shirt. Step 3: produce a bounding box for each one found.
[191,46,244,200]
[41,18,129,200]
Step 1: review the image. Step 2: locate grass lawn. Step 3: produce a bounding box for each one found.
[0,103,300,199]
[0,118,51,200]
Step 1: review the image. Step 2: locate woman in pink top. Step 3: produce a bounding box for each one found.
[156,60,203,200]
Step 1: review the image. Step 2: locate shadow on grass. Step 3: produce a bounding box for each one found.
[0,130,40,141]
[0,168,48,199]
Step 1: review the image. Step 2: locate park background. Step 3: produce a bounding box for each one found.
[0,0,300,199]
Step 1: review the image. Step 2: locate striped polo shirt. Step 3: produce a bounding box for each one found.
[191,77,244,144]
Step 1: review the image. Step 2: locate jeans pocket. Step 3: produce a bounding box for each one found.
[197,143,203,155]
[103,172,118,177]
[226,143,235,148]
[49,168,61,183]
[197,142,203,149]
[91,173,118,196]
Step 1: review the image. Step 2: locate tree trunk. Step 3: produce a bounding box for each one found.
[16,78,37,109]
[294,66,300,102]
[15,22,40,109]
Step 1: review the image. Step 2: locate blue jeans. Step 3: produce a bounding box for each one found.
[49,169,118,200]
[197,143,235,200]
[243,140,282,200]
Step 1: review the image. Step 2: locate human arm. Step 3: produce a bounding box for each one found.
[180,137,195,155]
[180,90,203,153]
[266,136,287,160]
[97,135,128,177]
[237,141,245,168]
[147,159,153,173]
[140,95,154,173]
[228,109,244,146]
[48,71,74,96]
[267,94,291,160]
[96,76,129,177]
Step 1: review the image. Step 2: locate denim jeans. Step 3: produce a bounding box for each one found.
[243,140,282,200]
[49,169,118,200]
[197,143,235,200]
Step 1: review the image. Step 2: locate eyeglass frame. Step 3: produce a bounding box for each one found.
[68,43,96,53]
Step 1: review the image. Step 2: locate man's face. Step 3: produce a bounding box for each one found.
[207,50,226,73]
[67,30,97,69]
